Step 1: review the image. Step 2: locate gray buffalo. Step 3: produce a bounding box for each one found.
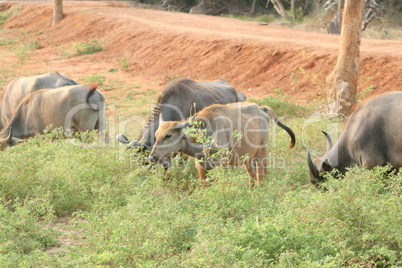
[149,102,295,186]
[117,77,246,167]
[0,84,105,149]
[0,72,78,129]
[307,92,402,185]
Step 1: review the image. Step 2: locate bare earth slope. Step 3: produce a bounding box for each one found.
[1,1,402,108]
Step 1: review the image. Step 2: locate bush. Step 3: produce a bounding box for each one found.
[0,123,401,266]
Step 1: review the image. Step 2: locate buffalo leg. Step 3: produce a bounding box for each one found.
[195,161,210,187]
[244,161,258,187]
[254,150,268,183]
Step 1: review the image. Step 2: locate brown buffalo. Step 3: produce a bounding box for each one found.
[149,102,295,186]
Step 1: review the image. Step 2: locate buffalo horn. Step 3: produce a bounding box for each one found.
[116,134,130,144]
[6,127,13,145]
[188,114,196,125]
[128,140,146,149]
[307,147,320,179]
[159,113,164,124]
[321,130,333,152]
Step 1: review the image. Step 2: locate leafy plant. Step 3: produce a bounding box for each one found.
[0,119,401,266]
[83,74,106,85]
[61,40,104,57]
[119,54,131,71]
[15,41,40,64]
[250,96,310,117]
[74,40,103,55]
[0,5,20,26]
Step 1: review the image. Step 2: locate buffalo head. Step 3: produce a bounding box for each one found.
[148,114,189,164]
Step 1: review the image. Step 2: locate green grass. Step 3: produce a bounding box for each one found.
[119,54,131,71]
[250,96,313,118]
[83,73,106,85]
[60,40,104,58]
[14,40,41,64]
[0,113,400,266]
[0,5,20,26]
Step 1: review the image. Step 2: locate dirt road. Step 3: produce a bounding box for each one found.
[1,1,402,108]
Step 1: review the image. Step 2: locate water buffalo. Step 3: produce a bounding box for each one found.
[0,84,105,150]
[0,72,78,129]
[149,102,295,186]
[307,92,402,185]
[117,77,246,167]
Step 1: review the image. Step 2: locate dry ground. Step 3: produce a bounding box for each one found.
[0,1,401,116]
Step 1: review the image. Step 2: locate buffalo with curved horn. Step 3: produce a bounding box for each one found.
[117,78,246,168]
[307,92,402,186]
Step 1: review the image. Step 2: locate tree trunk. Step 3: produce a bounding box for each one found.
[249,0,257,14]
[327,0,344,34]
[325,0,365,116]
[268,0,288,19]
[52,0,63,26]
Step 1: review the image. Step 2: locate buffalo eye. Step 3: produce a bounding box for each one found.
[165,134,172,139]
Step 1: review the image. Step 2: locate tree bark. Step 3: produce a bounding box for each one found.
[327,0,344,34]
[268,0,288,19]
[325,0,365,116]
[52,0,63,26]
[249,0,257,14]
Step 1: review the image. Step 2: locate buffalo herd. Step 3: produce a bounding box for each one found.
[0,72,105,150]
[0,72,400,186]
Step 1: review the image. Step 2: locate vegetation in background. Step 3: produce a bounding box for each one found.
[0,5,20,26]
[60,40,104,58]
[73,40,103,55]
[250,96,311,117]
[83,73,106,85]
[119,54,131,71]
[15,40,41,64]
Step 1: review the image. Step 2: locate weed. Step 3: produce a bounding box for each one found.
[119,54,131,71]
[0,117,401,266]
[254,14,276,23]
[83,74,106,85]
[14,40,40,64]
[61,40,104,57]
[74,40,103,55]
[250,96,311,117]
[0,5,20,26]
[357,85,376,101]
[273,87,284,96]
[0,37,17,46]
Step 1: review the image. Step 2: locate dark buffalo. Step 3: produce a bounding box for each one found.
[0,72,78,129]
[307,92,402,185]
[117,77,246,166]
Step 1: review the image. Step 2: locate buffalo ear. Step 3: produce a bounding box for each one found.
[174,121,190,130]
[322,159,333,172]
